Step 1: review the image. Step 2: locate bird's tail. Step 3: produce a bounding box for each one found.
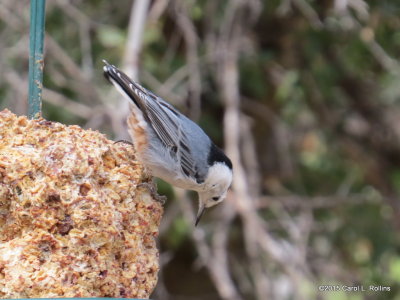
[102,60,148,110]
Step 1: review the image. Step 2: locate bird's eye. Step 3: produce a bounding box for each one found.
[212,196,220,201]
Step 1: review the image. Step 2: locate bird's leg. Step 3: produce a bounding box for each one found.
[114,139,134,146]
[138,180,167,204]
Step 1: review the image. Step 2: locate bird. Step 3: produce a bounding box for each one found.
[103,60,233,226]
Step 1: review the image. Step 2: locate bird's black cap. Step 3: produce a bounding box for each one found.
[207,143,232,169]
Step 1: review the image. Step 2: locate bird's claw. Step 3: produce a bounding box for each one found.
[114,139,134,146]
[138,182,166,204]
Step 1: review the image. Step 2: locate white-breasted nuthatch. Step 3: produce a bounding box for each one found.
[103,61,233,226]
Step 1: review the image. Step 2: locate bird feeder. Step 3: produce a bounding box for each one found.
[0,1,161,299]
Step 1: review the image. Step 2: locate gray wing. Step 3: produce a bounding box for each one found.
[103,62,202,181]
[136,89,199,180]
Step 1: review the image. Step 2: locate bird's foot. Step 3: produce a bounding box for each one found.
[114,139,134,146]
[138,181,167,204]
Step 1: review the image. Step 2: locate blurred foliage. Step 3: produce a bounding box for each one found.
[1,0,400,299]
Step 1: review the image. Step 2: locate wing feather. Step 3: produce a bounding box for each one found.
[145,98,198,177]
[103,62,198,180]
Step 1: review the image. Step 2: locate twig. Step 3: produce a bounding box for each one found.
[292,0,324,29]
[123,0,151,79]
[55,0,94,78]
[3,67,93,119]
[45,34,100,104]
[174,188,243,300]
[172,0,202,120]
[43,88,94,119]
[108,0,151,140]
[213,1,312,298]
[142,70,186,105]
[148,0,170,24]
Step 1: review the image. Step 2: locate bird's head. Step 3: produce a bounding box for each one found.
[195,162,233,226]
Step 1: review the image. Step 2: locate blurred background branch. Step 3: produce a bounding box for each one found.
[0,0,399,299]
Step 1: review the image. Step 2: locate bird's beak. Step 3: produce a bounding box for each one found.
[195,204,206,227]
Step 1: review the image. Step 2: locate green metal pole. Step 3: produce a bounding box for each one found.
[28,0,46,119]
